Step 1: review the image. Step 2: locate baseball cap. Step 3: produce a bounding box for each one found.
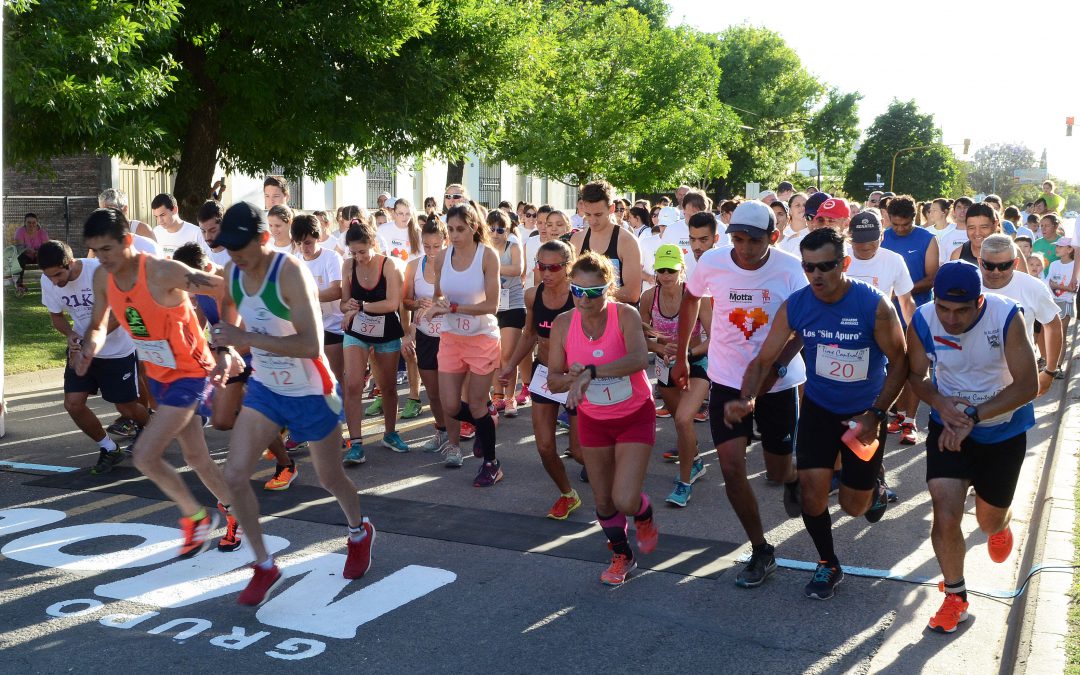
[758,190,777,201]
[804,192,832,218]
[653,244,684,271]
[777,181,794,193]
[850,211,882,243]
[385,197,397,209]
[816,198,850,220]
[215,201,268,251]
[771,200,790,215]
[658,206,681,228]
[934,261,982,303]
[1055,236,1074,247]
[725,201,776,237]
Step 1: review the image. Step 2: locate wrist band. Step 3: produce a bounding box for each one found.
[586,364,597,379]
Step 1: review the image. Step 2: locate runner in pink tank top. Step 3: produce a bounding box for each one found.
[547,251,658,587]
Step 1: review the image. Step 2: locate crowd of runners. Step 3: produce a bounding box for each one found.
[31,176,1076,632]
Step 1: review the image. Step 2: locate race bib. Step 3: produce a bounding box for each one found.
[134,339,177,369]
[499,288,510,312]
[816,345,869,383]
[955,389,1010,426]
[253,351,310,390]
[351,312,386,338]
[421,313,444,336]
[529,363,567,405]
[586,376,633,406]
[655,357,671,386]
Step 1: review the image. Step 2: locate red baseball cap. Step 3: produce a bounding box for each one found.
[815,198,850,219]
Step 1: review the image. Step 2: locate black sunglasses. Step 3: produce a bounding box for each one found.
[980,259,1014,272]
[444,193,463,200]
[801,259,843,273]
[489,225,506,234]
[525,212,537,218]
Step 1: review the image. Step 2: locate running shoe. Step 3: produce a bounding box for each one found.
[547,491,582,520]
[402,397,423,419]
[343,518,376,579]
[418,429,449,453]
[460,421,477,440]
[661,449,678,462]
[343,441,367,466]
[178,510,219,559]
[492,394,506,412]
[927,583,970,634]
[284,436,307,452]
[828,471,841,496]
[887,413,906,434]
[216,502,243,552]
[382,431,410,453]
[106,418,138,437]
[443,444,464,468]
[122,424,144,456]
[396,370,407,385]
[886,487,898,503]
[600,552,637,586]
[899,422,918,445]
[655,407,672,418]
[261,448,275,461]
[635,516,658,554]
[364,395,383,417]
[90,448,124,475]
[473,460,504,487]
[666,480,692,507]
[865,477,888,523]
[693,409,708,423]
[988,525,1013,563]
[689,457,706,484]
[264,463,298,491]
[804,561,843,600]
[556,412,570,430]
[238,562,284,606]
[783,480,802,518]
[515,385,529,406]
[503,398,519,418]
[488,400,500,428]
[735,544,776,588]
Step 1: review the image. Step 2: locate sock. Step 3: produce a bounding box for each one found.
[435,425,446,432]
[99,436,118,452]
[802,509,837,566]
[597,511,632,558]
[633,492,653,523]
[189,508,207,522]
[944,578,967,602]
[472,409,497,462]
[256,557,275,570]
[562,489,578,499]
[348,521,368,543]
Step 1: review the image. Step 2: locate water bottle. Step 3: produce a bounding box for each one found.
[842,420,879,462]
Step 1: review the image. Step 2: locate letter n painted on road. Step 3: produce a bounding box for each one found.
[256,560,456,639]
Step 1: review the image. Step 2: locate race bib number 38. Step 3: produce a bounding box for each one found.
[816,345,869,383]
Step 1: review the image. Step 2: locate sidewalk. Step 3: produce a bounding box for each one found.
[3,366,65,396]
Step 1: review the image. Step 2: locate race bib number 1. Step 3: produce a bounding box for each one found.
[586,376,633,406]
[816,345,869,383]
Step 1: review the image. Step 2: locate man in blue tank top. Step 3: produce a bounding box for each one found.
[907,261,1038,634]
[730,228,908,601]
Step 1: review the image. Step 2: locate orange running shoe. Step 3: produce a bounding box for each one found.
[178,509,219,559]
[216,502,243,552]
[988,526,1013,563]
[899,422,918,445]
[927,583,969,633]
[635,517,659,554]
[655,407,672,418]
[264,463,298,491]
[887,413,906,434]
[600,552,637,586]
[547,491,582,520]
[460,421,477,440]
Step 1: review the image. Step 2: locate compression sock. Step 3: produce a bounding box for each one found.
[452,401,477,424]
[944,578,967,602]
[473,411,497,462]
[633,492,653,523]
[598,511,632,558]
[801,509,837,566]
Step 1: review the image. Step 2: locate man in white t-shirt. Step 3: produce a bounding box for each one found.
[978,233,1061,394]
[848,211,917,325]
[671,200,808,589]
[95,188,160,257]
[151,192,211,258]
[39,240,148,475]
[197,199,235,268]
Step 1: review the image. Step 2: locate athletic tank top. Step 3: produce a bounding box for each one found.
[232,253,337,397]
[565,302,652,419]
[912,292,1034,442]
[533,282,575,340]
[786,280,887,413]
[650,283,702,343]
[345,257,404,343]
[499,241,525,311]
[413,255,445,337]
[958,241,977,265]
[882,227,934,305]
[440,244,499,338]
[107,254,214,383]
[581,226,625,288]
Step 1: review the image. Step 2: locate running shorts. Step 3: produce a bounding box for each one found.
[577,396,655,448]
[65,352,139,404]
[795,396,886,491]
[925,419,1026,508]
[708,382,797,455]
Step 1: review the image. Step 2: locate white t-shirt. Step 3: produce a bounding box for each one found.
[523,233,544,291]
[153,220,210,259]
[377,222,415,267]
[925,223,967,265]
[992,271,1060,344]
[1046,259,1077,304]
[846,246,914,298]
[570,214,584,230]
[132,233,161,257]
[685,246,808,391]
[777,227,807,257]
[41,258,134,359]
[209,247,233,268]
[269,240,296,256]
[301,247,345,333]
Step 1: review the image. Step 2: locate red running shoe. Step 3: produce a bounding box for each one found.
[238,562,284,606]
[343,518,376,579]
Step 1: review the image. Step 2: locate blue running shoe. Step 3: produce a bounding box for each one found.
[556,411,570,430]
[382,431,409,453]
[666,480,692,507]
[689,457,707,484]
[804,562,843,600]
[828,471,840,496]
[343,441,366,466]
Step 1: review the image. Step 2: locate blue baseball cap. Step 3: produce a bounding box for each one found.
[934,261,982,303]
[804,191,832,218]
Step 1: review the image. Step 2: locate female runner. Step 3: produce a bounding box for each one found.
[489,209,525,417]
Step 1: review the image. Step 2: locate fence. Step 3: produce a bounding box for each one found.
[4,196,100,257]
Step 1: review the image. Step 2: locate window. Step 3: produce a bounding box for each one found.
[540,179,549,206]
[268,166,302,208]
[478,160,502,208]
[564,181,579,210]
[522,175,534,203]
[365,160,396,210]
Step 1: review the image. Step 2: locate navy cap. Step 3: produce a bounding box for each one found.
[216,201,268,251]
[934,261,982,303]
[804,191,832,218]
[850,211,882,243]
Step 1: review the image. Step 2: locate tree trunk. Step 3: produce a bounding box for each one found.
[171,38,221,222]
[445,158,465,187]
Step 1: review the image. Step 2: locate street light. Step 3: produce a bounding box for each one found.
[889,139,971,192]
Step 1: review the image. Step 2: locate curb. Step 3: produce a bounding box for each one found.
[3,367,65,396]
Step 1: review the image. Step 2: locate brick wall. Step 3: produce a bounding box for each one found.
[3,154,110,197]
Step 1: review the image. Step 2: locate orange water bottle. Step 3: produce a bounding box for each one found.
[842,421,879,462]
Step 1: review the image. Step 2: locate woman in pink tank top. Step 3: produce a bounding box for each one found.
[547,251,657,587]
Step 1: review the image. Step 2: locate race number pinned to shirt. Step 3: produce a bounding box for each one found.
[351,312,386,338]
[253,351,311,390]
[134,339,177,369]
[529,363,567,405]
[499,288,510,312]
[816,345,869,383]
[655,357,671,386]
[587,376,632,406]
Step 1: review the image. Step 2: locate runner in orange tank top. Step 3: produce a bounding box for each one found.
[76,207,244,560]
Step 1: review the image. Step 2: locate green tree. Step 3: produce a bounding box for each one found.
[804,88,861,186]
[968,143,1037,199]
[4,0,540,218]
[494,2,735,192]
[843,99,964,201]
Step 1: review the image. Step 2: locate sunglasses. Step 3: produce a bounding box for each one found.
[488,225,506,234]
[655,268,678,274]
[444,193,464,200]
[525,212,537,218]
[570,283,609,298]
[801,259,843,273]
[980,259,1014,272]
[536,262,565,272]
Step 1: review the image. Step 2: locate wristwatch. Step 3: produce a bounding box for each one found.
[963,405,981,424]
[1043,368,1059,378]
[867,406,887,422]
[585,364,598,379]
[772,361,787,378]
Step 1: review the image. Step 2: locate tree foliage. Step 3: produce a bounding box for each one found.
[843,100,965,201]
[967,143,1037,199]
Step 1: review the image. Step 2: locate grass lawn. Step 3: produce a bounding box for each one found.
[3,274,67,376]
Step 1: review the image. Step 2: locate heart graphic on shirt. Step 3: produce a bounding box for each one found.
[728,307,769,340]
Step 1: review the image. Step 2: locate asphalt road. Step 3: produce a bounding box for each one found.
[0,371,1072,673]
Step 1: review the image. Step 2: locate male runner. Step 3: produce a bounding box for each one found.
[77,207,241,557]
[570,180,642,304]
[729,227,907,600]
[907,261,1038,633]
[151,193,210,258]
[210,202,373,606]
